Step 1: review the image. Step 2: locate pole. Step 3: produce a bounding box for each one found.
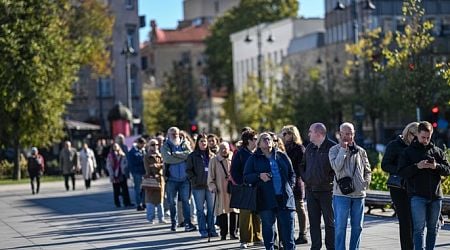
[126,53,133,116]
[257,24,262,85]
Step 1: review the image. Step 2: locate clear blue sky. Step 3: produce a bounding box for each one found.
[138,0,324,43]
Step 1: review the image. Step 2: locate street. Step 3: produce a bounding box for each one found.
[1,177,450,249]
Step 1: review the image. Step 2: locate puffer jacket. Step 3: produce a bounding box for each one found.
[329,143,371,197]
[244,148,296,211]
[398,139,450,200]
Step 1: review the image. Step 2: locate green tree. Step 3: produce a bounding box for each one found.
[0,0,113,179]
[142,88,163,135]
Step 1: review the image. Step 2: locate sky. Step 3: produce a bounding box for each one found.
[138,0,325,43]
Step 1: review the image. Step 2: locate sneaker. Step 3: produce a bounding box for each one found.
[230,235,239,240]
[185,223,197,232]
[136,205,145,211]
[148,221,155,225]
[210,232,219,237]
[159,219,168,224]
[170,223,176,232]
[295,235,308,244]
[240,243,248,249]
[178,222,186,227]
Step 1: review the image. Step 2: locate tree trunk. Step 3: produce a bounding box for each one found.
[13,141,21,180]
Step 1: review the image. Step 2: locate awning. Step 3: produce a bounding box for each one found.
[65,120,101,131]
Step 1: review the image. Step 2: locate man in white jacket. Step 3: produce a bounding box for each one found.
[329,122,371,250]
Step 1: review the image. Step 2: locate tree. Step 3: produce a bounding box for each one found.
[0,0,113,179]
[142,88,163,135]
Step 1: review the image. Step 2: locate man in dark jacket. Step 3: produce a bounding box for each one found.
[128,137,147,211]
[300,123,336,250]
[399,121,450,250]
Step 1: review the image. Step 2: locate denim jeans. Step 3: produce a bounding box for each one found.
[333,195,365,250]
[132,173,143,205]
[146,202,163,222]
[192,188,216,236]
[166,180,191,225]
[410,196,441,250]
[259,208,296,250]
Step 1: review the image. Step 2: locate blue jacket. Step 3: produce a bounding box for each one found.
[244,148,296,211]
[127,146,146,175]
[230,147,253,185]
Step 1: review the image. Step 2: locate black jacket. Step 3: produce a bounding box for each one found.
[382,135,407,175]
[300,138,336,192]
[398,139,450,200]
[186,150,214,189]
[285,142,305,198]
[230,147,253,185]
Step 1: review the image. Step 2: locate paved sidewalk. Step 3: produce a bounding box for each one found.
[1,177,450,249]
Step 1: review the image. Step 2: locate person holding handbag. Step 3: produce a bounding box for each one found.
[381,122,418,250]
[187,134,218,238]
[208,141,239,240]
[143,139,167,224]
[329,122,371,250]
[244,132,297,250]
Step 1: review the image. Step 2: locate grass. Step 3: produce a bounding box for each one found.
[0,175,63,185]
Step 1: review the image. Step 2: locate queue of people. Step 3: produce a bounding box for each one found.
[24,120,450,250]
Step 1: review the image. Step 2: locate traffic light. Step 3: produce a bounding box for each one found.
[431,105,439,128]
[190,123,198,134]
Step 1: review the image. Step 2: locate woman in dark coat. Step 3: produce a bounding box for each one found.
[381,122,418,250]
[244,132,296,250]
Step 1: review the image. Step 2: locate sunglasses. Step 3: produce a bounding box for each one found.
[150,144,159,146]
[282,131,291,136]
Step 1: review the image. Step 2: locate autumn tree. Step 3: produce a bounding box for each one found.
[0,0,113,179]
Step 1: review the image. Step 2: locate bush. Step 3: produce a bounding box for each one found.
[0,155,28,179]
[45,159,61,175]
[369,161,388,191]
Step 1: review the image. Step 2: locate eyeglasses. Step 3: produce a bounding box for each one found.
[150,144,159,146]
[261,137,272,141]
[282,131,291,136]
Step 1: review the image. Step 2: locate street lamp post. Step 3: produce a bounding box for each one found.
[121,41,136,118]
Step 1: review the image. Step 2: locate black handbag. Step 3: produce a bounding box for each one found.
[386,174,404,189]
[229,184,257,211]
[335,161,358,195]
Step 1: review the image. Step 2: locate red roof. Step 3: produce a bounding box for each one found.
[154,24,210,44]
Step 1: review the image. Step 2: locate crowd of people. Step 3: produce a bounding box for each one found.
[25,120,450,250]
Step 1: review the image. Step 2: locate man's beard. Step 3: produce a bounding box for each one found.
[170,136,181,146]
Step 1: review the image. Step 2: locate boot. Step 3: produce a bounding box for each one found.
[295,233,308,244]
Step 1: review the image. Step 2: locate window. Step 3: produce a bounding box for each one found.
[97,77,112,97]
[383,18,393,33]
[130,64,139,96]
[125,0,134,10]
[442,17,450,36]
[214,1,219,14]
[126,25,137,50]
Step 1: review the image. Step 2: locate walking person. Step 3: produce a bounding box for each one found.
[381,122,419,250]
[59,141,78,191]
[208,141,239,240]
[300,123,336,250]
[27,147,45,195]
[399,121,450,250]
[230,129,263,249]
[244,132,297,250]
[143,139,167,224]
[128,137,147,211]
[281,125,308,245]
[106,143,133,208]
[329,122,371,250]
[187,134,218,238]
[79,142,97,189]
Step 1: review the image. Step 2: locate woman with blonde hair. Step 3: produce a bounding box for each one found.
[381,122,419,250]
[106,143,133,208]
[281,125,308,244]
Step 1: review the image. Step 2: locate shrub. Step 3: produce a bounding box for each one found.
[369,160,388,191]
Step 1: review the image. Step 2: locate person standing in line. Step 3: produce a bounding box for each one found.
[27,147,45,195]
[230,129,263,249]
[208,141,239,240]
[128,137,147,211]
[399,121,450,250]
[79,142,97,189]
[281,125,308,245]
[208,134,220,154]
[143,139,167,224]
[329,122,371,250]
[59,141,78,191]
[300,123,336,250]
[161,127,196,232]
[381,122,418,250]
[187,134,218,238]
[106,143,133,208]
[244,132,297,250]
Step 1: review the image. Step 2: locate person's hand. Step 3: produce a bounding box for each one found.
[417,160,429,169]
[259,172,272,182]
[210,187,217,193]
[340,141,348,150]
[426,160,437,170]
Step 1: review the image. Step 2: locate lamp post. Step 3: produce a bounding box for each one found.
[121,41,136,117]
[335,0,375,145]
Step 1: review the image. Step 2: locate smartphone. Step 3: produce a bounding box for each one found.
[427,157,435,163]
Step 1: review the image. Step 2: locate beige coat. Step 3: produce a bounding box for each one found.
[208,154,239,216]
[143,152,165,205]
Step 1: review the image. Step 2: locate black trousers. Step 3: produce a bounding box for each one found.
[217,212,238,237]
[63,173,75,191]
[390,187,413,250]
[113,179,132,206]
[85,179,91,189]
[306,190,335,250]
[30,175,40,194]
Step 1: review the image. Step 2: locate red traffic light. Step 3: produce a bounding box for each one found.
[433,122,438,128]
[432,106,439,114]
[190,124,198,133]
